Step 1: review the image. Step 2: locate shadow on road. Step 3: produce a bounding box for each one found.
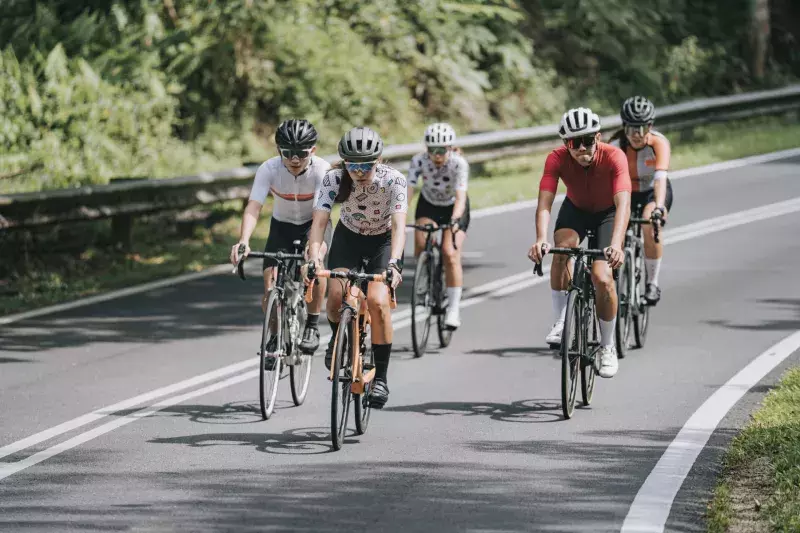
[384,398,563,423]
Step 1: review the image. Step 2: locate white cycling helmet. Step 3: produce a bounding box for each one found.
[558,107,601,139]
[424,122,456,147]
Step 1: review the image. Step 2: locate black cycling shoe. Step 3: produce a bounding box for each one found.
[368,379,389,409]
[263,337,278,371]
[299,326,320,354]
[645,283,662,306]
[324,338,335,370]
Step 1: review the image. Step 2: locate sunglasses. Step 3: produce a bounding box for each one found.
[344,161,378,174]
[279,148,312,159]
[564,134,597,150]
[427,146,449,156]
[624,124,651,137]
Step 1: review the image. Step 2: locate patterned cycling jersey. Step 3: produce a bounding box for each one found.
[314,164,408,236]
[610,130,670,193]
[248,155,331,224]
[407,152,469,206]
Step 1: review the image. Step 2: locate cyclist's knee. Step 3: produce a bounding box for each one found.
[442,245,459,266]
[591,267,614,290]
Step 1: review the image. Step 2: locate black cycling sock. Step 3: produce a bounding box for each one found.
[307,314,319,328]
[373,343,391,382]
[327,320,339,349]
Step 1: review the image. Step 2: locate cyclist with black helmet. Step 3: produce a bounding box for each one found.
[231,119,332,355]
[528,107,631,379]
[305,127,407,409]
[609,96,672,305]
[407,122,470,329]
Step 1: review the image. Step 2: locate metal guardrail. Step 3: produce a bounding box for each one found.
[1,84,799,238]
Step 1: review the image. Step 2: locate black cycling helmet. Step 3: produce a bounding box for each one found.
[337,127,383,162]
[620,96,656,125]
[275,119,318,149]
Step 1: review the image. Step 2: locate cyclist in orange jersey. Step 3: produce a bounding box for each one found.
[609,96,672,305]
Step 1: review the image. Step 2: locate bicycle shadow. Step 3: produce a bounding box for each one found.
[467,346,559,359]
[149,426,352,455]
[384,398,562,423]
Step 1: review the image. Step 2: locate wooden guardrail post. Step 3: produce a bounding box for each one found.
[108,177,147,249]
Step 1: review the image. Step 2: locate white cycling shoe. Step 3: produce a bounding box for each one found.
[545,321,564,346]
[444,307,461,329]
[597,345,619,378]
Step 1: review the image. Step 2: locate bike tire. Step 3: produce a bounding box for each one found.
[411,251,433,358]
[436,251,454,348]
[615,249,634,358]
[259,291,282,420]
[561,291,582,420]
[633,247,651,348]
[289,299,312,406]
[581,299,598,406]
[331,308,353,451]
[354,315,373,435]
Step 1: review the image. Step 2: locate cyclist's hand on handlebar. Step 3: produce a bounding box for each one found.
[231,242,250,266]
[528,241,550,264]
[301,260,319,284]
[604,245,624,269]
[651,207,667,225]
[450,218,460,234]
[387,266,402,290]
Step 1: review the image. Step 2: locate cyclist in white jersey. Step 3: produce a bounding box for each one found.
[230,119,332,355]
[407,123,469,328]
[306,127,407,409]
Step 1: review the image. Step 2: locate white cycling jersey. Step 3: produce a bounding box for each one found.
[407,152,469,206]
[249,156,331,224]
[314,164,408,236]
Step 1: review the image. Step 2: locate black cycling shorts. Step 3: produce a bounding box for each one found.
[631,178,673,214]
[555,198,616,250]
[327,222,403,274]
[263,218,331,269]
[414,195,471,232]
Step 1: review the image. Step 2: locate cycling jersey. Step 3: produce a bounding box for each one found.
[315,164,408,236]
[610,130,670,193]
[407,152,469,206]
[539,143,631,212]
[249,155,331,224]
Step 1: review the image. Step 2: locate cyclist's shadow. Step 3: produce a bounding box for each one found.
[384,398,562,423]
[149,426,357,455]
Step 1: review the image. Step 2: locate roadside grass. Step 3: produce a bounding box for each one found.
[2,115,799,316]
[706,366,800,532]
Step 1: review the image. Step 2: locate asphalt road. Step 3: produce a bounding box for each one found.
[1,154,799,532]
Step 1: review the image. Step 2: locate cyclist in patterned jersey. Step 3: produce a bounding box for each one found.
[306,127,407,409]
[528,107,631,379]
[407,123,469,329]
[609,96,672,305]
[230,119,332,358]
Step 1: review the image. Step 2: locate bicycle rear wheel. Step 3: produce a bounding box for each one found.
[581,299,598,406]
[615,249,634,358]
[289,300,312,406]
[633,247,651,348]
[331,308,353,451]
[411,251,433,358]
[561,291,582,419]
[354,315,373,435]
[436,252,454,348]
[260,292,282,420]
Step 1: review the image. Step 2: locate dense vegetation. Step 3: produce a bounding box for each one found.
[1,0,797,192]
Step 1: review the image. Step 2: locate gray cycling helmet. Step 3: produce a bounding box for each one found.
[621,96,655,125]
[337,127,384,162]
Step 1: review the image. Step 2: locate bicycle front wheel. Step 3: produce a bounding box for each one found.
[633,247,651,348]
[260,291,282,420]
[561,291,582,419]
[581,299,598,406]
[354,315,373,435]
[615,249,634,359]
[436,252,454,348]
[290,301,312,406]
[331,308,353,451]
[411,251,433,358]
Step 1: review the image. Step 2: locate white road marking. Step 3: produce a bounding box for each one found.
[4,194,799,480]
[3,147,798,327]
[620,330,800,533]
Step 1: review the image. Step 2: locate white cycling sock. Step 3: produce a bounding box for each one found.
[446,287,462,310]
[552,290,568,324]
[645,258,662,286]
[599,318,616,347]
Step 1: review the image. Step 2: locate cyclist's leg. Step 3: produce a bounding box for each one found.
[442,198,469,327]
[323,223,362,367]
[550,199,585,340]
[591,208,620,377]
[364,231,394,406]
[640,180,673,302]
[414,194,439,256]
[301,220,331,353]
[262,217,288,314]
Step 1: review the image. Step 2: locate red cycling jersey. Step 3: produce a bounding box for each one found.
[539,142,631,212]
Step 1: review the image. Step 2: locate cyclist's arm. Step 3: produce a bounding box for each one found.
[390,212,407,261]
[307,210,330,265]
[452,158,468,220]
[238,200,262,245]
[652,134,670,210]
[653,178,667,210]
[452,190,467,221]
[611,191,631,249]
[535,190,555,242]
[406,156,421,207]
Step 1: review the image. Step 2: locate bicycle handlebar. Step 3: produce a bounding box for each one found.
[630,214,664,244]
[303,263,397,309]
[407,222,459,250]
[233,243,305,280]
[532,247,607,277]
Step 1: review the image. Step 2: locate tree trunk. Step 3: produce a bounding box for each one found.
[750,0,771,80]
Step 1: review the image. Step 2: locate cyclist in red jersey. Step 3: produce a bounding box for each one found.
[528,107,631,378]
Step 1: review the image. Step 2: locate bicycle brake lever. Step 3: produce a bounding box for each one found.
[533,261,543,277]
[235,244,247,280]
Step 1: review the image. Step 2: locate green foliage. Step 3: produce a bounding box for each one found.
[0,0,797,193]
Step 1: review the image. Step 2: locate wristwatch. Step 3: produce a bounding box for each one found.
[388,258,402,273]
